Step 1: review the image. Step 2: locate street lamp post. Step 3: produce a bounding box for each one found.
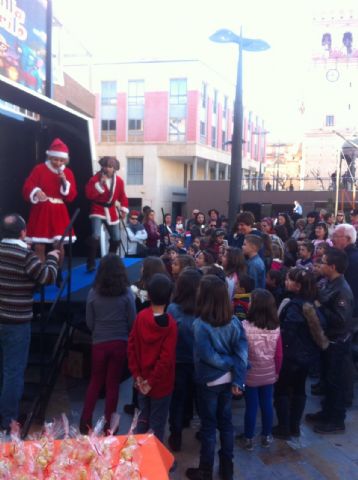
[253,129,270,190]
[210,28,269,227]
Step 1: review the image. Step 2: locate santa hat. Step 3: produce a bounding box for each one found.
[46,138,69,160]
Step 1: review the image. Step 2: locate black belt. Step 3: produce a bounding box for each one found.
[94,201,114,208]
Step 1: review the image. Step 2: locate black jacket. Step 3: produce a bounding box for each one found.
[279,298,321,369]
[318,275,353,340]
[344,244,358,317]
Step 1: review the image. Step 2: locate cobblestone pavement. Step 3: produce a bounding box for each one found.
[43,374,358,480]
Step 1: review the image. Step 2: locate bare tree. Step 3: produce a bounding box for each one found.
[310,169,325,190]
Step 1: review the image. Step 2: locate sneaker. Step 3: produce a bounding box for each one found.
[261,435,272,448]
[313,423,345,434]
[237,434,254,451]
[305,411,327,424]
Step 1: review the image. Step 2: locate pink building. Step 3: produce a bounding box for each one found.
[66,58,266,216]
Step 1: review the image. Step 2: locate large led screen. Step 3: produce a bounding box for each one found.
[0,0,48,94]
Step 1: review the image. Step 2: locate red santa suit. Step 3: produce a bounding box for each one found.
[22,161,77,243]
[85,172,129,224]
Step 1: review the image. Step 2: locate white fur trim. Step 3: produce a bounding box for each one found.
[29,187,41,204]
[25,235,77,244]
[45,160,65,174]
[95,181,105,194]
[60,180,71,196]
[46,150,68,159]
[120,206,129,214]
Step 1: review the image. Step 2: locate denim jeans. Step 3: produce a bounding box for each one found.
[136,393,171,443]
[169,362,195,434]
[0,322,31,429]
[91,217,120,241]
[196,382,233,467]
[244,384,274,438]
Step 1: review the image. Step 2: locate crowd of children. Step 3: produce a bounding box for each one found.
[82,207,358,480]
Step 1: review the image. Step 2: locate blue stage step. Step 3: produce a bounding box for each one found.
[34,257,142,302]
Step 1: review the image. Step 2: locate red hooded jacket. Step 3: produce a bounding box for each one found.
[127,307,177,398]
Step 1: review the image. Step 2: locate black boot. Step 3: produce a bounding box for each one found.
[218,454,233,480]
[290,395,306,437]
[273,396,291,439]
[186,463,213,480]
[86,237,99,272]
[109,240,120,254]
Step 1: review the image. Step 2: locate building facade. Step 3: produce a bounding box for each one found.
[64,58,266,217]
[302,5,358,187]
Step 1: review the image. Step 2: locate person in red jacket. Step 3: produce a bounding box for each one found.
[22,138,77,264]
[128,273,177,442]
[85,156,129,271]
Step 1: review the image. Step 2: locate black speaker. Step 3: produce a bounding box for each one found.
[260,203,273,219]
[242,203,273,221]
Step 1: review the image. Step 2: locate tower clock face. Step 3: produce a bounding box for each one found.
[326,69,340,82]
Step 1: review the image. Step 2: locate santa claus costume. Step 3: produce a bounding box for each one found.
[85,156,129,271]
[22,138,77,245]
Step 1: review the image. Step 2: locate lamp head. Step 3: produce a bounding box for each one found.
[210,28,270,52]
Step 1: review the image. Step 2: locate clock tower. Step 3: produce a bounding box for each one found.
[301,4,358,183]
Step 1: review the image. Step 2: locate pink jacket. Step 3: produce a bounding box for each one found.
[242,320,282,387]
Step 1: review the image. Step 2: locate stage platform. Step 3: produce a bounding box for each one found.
[34,256,143,303]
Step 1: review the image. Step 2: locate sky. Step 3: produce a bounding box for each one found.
[53,0,357,142]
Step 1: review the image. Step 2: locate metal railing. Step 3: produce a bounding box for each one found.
[21,209,80,438]
[240,176,357,192]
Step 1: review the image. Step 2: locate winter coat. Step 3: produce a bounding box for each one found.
[167,302,195,364]
[193,315,248,389]
[127,306,178,398]
[279,298,324,369]
[242,320,282,387]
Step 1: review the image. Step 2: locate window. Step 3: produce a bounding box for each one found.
[200,121,206,143]
[169,118,186,141]
[101,81,117,142]
[201,82,207,108]
[128,119,143,131]
[213,89,218,114]
[170,79,187,105]
[101,81,117,105]
[322,32,332,51]
[211,126,217,147]
[223,96,228,117]
[222,130,227,150]
[128,80,144,134]
[326,115,335,127]
[169,79,187,141]
[127,157,143,185]
[128,80,144,105]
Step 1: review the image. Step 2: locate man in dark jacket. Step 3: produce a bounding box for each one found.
[306,248,353,433]
[332,223,358,406]
[0,214,59,431]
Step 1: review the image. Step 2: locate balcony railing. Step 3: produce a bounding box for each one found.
[240,176,356,192]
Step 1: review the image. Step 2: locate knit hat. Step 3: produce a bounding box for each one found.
[46,138,69,159]
[130,210,140,218]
